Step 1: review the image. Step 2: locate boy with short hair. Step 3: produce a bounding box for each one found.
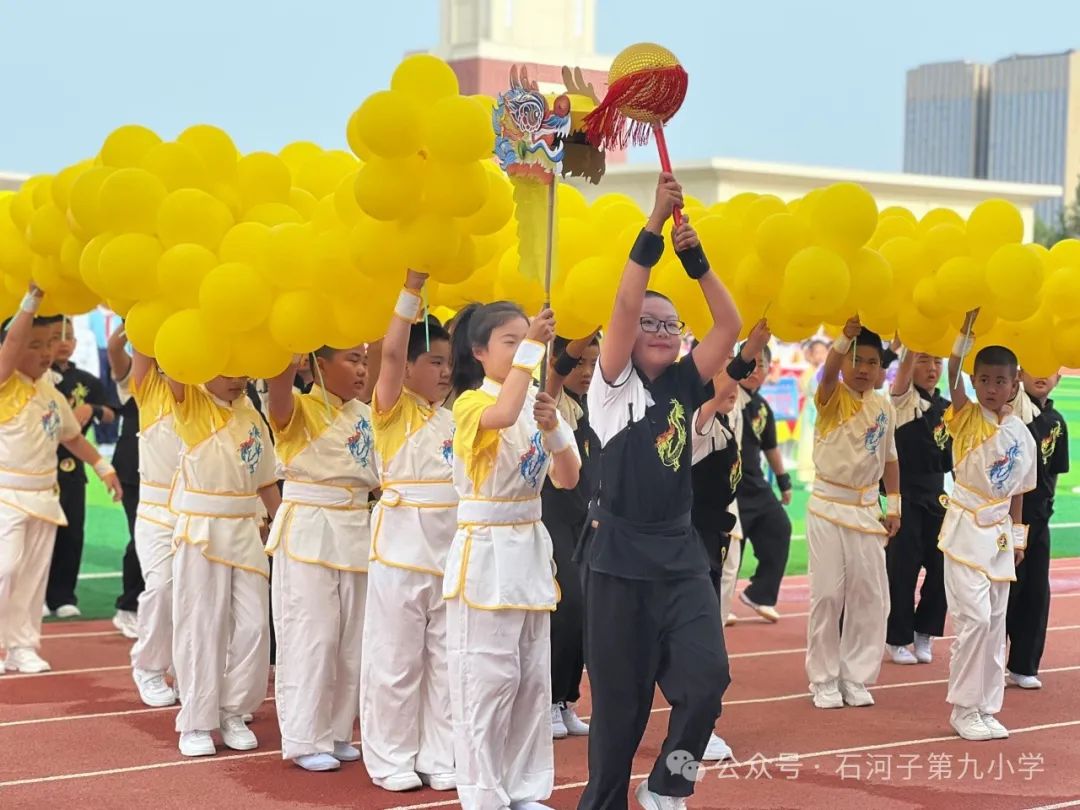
[805,316,900,710]
[940,337,1036,740]
[1005,370,1068,690]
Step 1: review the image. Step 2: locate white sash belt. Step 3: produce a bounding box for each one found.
[282,480,371,509]
[173,489,259,518]
[0,469,57,491]
[139,481,172,507]
[812,478,879,508]
[380,480,458,509]
[457,496,541,526]
[948,484,1011,528]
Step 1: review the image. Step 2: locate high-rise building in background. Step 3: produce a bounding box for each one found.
[904,50,1080,225]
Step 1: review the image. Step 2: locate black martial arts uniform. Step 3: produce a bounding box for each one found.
[112,394,144,614]
[541,390,599,708]
[691,411,741,604]
[735,386,791,607]
[1007,396,1069,677]
[885,384,951,646]
[577,354,729,808]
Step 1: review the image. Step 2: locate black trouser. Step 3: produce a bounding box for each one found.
[1007,520,1051,676]
[885,500,946,645]
[548,515,586,705]
[115,482,144,613]
[46,479,87,609]
[579,567,729,808]
[736,488,791,606]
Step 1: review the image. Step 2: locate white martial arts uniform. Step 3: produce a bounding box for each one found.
[805,383,897,688]
[0,373,80,655]
[361,387,458,780]
[169,383,277,734]
[118,371,182,676]
[938,401,1036,714]
[444,376,577,810]
[266,385,379,760]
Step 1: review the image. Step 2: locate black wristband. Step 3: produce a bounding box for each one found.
[629,229,664,268]
[776,472,792,492]
[726,354,757,381]
[553,350,580,377]
[676,242,710,280]
[91,405,104,422]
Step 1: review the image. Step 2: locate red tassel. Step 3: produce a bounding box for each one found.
[583,65,688,151]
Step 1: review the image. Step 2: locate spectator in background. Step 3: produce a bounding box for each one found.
[87,308,119,445]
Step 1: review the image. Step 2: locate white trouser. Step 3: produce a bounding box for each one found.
[272,548,366,759]
[361,561,453,779]
[130,513,175,673]
[0,504,57,652]
[944,558,1009,714]
[720,536,742,622]
[805,512,890,686]
[172,543,270,733]
[446,598,553,810]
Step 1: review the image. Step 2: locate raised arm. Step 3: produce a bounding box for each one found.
[599,174,682,383]
[377,271,426,410]
[0,286,43,385]
[479,310,555,430]
[890,346,915,397]
[819,316,861,405]
[106,324,133,384]
[679,224,742,382]
[267,356,301,428]
[360,339,382,406]
[947,313,977,410]
[545,331,598,398]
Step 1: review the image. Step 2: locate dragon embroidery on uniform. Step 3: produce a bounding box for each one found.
[933,420,949,451]
[988,441,1021,493]
[1041,423,1062,467]
[238,425,263,475]
[655,399,687,471]
[729,451,743,492]
[751,403,768,440]
[441,426,455,466]
[864,412,888,455]
[347,416,373,467]
[71,381,90,408]
[518,430,548,488]
[41,400,60,440]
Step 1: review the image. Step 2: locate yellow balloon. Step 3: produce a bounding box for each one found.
[295,150,358,200]
[1043,266,1080,319]
[158,243,217,309]
[557,183,590,219]
[915,207,964,237]
[199,262,272,332]
[722,192,760,226]
[348,91,424,160]
[1051,317,1080,368]
[308,195,342,233]
[429,236,478,284]
[912,276,951,319]
[495,251,544,312]
[289,187,318,218]
[237,152,291,209]
[100,125,162,168]
[847,248,893,313]
[556,218,591,277]
[768,304,820,343]
[311,227,363,293]
[222,326,294,379]
[878,236,927,296]
[967,199,1023,260]
[921,223,969,269]
[754,212,809,270]
[330,276,399,346]
[97,233,162,299]
[333,172,363,227]
[242,202,303,227]
[177,125,238,183]
[0,219,34,275]
[279,141,323,174]
[39,283,100,317]
[869,215,916,248]
[744,195,787,232]
[31,255,64,291]
[425,95,493,163]
[781,247,850,317]
[25,204,68,255]
[425,160,487,218]
[811,182,878,253]
[935,256,989,309]
[158,189,235,250]
[154,309,227,384]
[125,298,177,354]
[263,223,314,288]
[354,156,426,221]
[139,141,210,191]
[898,305,948,350]
[390,54,459,104]
[879,206,917,224]
[461,172,514,235]
[594,202,642,236]
[50,162,92,211]
[562,255,621,329]
[400,215,461,274]
[1048,238,1080,270]
[78,232,114,296]
[98,168,167,235]
[350,216,406,278]
[268,289,329,353]
[695,215,750,281]
[219,222,272,266]
[986,243,1043,305]
[58,235,84,280]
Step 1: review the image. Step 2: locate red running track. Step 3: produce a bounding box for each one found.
[2,560,1080,809]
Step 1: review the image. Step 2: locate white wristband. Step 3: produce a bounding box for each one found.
[1011,524,1028,550]
[885,493,901,517]
[832,336,852,355]
[542,424,572,454]
[394,288,422,323]
[513,339,546,373]
[20,293,40,314]
[93,459,115,479]
[953,335,975,357]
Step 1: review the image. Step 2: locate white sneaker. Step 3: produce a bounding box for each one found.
[332,741,361,762]
[634,780,687,810]
[739,591,780,622]
[372,772,423,792]
[561,704,590,736]
[811,681,844,709]
[551,703,568,739]
[950,706,992,741]
[913,633,933,663]
[724,613,737,627]
[509,803,554,810]
[133,669,176,707]
[112,610,138,640]
[220,714,258,750]
[887,644,918,665]
[55,604,81,619]
[1006,671,1042,689]
[179,730,216,757]
[840,681,874,707]
[294,753,340,771]
[5,647,51,673]
[41,604,51,618]
[702,732,734,762]
[420,772,457,791]
[0,658,5,675]
[981,713,1009,739]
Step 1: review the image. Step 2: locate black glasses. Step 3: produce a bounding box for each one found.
[639,317,686,336]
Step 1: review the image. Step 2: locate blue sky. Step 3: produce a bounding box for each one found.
[3,0,1080,175]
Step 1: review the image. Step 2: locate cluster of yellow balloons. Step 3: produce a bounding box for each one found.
[346,54,512,287]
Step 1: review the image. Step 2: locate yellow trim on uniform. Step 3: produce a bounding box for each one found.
[0,496,66,526]
[452,388,501,492]
[133,371,175,433]
[268,504,369,573]
[174,534,270,579]
[171,385,233,449]
[815,383,862,441]
[0,374,35,424]
[443,528,559,611]
[372,388,441,472]
[945,401,998,466]
[806,505,887,536]
[937,546,1016,583]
